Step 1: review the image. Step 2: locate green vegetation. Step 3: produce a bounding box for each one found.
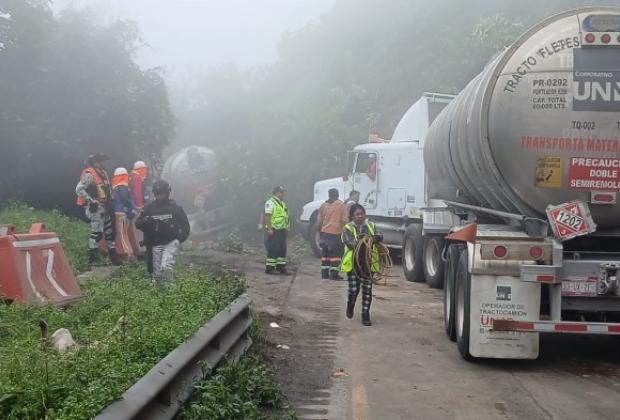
[214,229,247,254]
[0,264,244,419]
[0,0,174,213]
[181,355,285,420]
[0,203,90,272]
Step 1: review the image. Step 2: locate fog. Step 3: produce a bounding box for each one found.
[53,0,333,74]
[2,0,619,222]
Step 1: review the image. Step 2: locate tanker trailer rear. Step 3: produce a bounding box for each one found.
[403,7,620,360]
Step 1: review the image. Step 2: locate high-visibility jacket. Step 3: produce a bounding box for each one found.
[268,196,290,230]
[76,167,111,206]
[340,221,380,273]
[130,170,148,208]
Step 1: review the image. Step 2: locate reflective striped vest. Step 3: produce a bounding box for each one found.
[76,167,111,206]
[340,221,380,273]
[269,196,290,230]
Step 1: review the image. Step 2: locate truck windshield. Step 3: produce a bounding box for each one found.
[354,153,376,173]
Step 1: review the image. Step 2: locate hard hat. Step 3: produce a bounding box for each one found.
[272,185,285,194]
[113,167,128,176]
[134,160,147,169]
[153,180,172,195]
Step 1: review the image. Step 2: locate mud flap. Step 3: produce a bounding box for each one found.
[469,274,540,359]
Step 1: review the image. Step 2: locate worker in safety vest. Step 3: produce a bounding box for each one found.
[128,160,149,257]
[75,153,122,265]
[341,203,382,326]
[264,186,290,275]
[111,167,136,261]
[129,160,150,209]
[317,188,347,280]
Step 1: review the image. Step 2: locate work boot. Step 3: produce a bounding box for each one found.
[321,268,330,279]
[265,266,276,275]
[88,249,99,264]
[361,312,372,326]
[330,270,344,281]
[346,301,355,319]
[108,248,123,266]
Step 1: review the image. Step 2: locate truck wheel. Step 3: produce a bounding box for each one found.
[455,249,474,361]
[423,235,445,289]
[388,247,401,262]
[402,224,424,282]
[308,214,321,258]
[444,244,463,342]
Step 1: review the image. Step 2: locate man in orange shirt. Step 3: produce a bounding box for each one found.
[317,188,347,280]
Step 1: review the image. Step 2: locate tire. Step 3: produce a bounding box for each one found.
[455,249,474,361]
[388,247,402,263]
[308,214,321,258]
[423,235,445,289]
[444,244,463,342]
[402,224,424,282]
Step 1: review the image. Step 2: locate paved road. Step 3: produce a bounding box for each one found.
[188,250,620,420]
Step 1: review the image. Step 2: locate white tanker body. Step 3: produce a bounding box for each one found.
[403,7,620,360]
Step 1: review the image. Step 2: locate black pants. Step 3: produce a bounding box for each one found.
[265,229,287,272]
[320,232,343,275]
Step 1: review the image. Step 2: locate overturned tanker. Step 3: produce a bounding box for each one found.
[162,146,232,238]
[402,7,620,361]
[162,146,219,213]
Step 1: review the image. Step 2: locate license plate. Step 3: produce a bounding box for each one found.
[561,279,598,296]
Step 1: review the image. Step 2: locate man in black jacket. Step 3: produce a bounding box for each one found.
[136,180,190,284]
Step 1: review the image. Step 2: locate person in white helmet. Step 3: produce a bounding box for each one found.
[112,167,136,261]
[129,160,149,257]
[129,160,150,209]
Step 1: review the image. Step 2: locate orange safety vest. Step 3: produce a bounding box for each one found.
[76,167,111,206]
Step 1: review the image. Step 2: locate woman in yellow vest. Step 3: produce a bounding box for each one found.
[341,204,382,326]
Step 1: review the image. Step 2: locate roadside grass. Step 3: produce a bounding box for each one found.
[180,354,288,420]
[0,203,90,272]
[0,264,245,419]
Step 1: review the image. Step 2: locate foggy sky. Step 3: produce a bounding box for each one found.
[53,0,333,75]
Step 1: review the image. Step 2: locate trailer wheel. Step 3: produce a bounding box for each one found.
[423,235,445,288]
[402,224,424,282]
[455,249,474,361]
[444,244,462,342]
[308,213,322,258]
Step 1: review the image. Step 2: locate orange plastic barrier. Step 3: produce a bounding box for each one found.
[0,224,82,305]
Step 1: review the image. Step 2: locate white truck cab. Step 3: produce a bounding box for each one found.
[299,93,454,256]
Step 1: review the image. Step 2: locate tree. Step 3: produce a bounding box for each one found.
[0,0,174,214]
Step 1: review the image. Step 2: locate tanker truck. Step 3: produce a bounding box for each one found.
[162,146,232,239]
[403,7,620,360]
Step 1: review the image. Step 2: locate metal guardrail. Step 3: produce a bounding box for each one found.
[96,294,253,420]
